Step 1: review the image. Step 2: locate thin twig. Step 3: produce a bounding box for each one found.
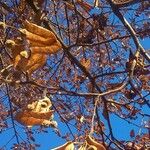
[107,0,150,63]
[90,96,100,135]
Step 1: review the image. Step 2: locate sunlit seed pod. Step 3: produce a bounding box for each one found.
[22,53,47,75]
[20,51,29,58]
[78,145,86,150]
[24,20,57,39]
[5,40,16,47]
[19,29,57,46]
[52,141,74,150]
[30,43,62,54]
[87,145,97,150]
[86,135,106,150]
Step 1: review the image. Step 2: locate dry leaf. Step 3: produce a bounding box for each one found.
[20,51,29,58]
[30,43,62,54]
[20,29,56,46]
[52,141,74,150]
[27,97,52,112]
[0,21,6,28]
[15,97,56,127]
[87,145,97,150]
[14,52,47,75]
[22,21,62,53]
[13,53,28,69]
[5,39,16,47]
[25,53,47,75]
[79,135,105,150]
[15,111,54,127]
[78,141,88,150]
[7,21,62,75]
[24,20,56,39]
[86,135,106,150]
[78,146,86,150]
[28,111,54,120]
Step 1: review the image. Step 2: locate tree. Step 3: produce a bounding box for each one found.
[0,0,149,149]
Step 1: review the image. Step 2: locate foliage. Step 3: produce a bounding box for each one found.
[0,0,150,150]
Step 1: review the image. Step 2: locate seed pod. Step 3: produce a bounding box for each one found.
[52,141,74,150]
[30,43,62,54]
[20,29,56,46]
[24,20,56,39]
[86,135,106,150]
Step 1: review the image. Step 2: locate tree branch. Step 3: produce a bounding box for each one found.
[107,0,150,63]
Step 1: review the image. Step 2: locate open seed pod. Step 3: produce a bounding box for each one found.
[20,29,56,46]
[6,20,62,75]
[15,97,56,128]
[24,20,56,39]
[87,145,97,150]
[14,52,47,75]
[15,110,54,127]
[27,96,52,112]
[52,141,74,150]
[20,20,62,54]
[86,135,106,150]
[78,141,88,150]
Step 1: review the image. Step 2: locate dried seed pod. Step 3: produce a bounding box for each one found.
[87,145,97,150]
[86,135,106,150]
[20,51,29,58]
[5,40,16,47]
[78,141,88,150]
[15,110,54,126]
[28,110,54,120]
[10,43,24,59]
[12,21,62,75]
[20,29,56,46]
[0,21,6,28]
[52,141,74,150]
[24,20,56,39]
[15,112,46,127]
[14,53,47,75]
[28,97,52,112]
[26,53,47,75]
[15,111,55,127]
[30,43,62,54]
[15,97,56,128]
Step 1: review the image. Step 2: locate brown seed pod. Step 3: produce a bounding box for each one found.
[52,141,74,150]
[24,20,56,39]
[87,145,97,150]
[15,97,55,127]
[30,43,62,54]
[14,52,47,75]
[20,29,56,46]
[15,110,54,127]
[86,135,106,150]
